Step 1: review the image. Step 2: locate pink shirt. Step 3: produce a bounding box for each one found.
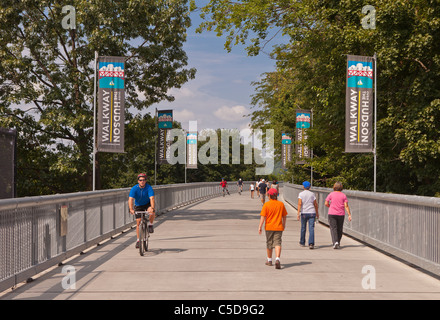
[325,191,348,216]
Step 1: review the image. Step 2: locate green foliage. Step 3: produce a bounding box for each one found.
[183,129,267,183]
[0,0,196,195]
[195,0,440,196]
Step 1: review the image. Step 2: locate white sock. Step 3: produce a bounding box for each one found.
[276,257,280,261]
[267,258,272,262]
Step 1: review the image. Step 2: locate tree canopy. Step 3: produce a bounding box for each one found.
[2,0,440,197]
[195,0,440,196]
[0,0,196,195]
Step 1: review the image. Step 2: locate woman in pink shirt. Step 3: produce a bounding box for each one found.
[325,182,352,249]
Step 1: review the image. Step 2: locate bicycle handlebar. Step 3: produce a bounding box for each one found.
[134,210,153,215]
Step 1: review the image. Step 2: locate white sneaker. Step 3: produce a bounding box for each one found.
[333,242,339,249]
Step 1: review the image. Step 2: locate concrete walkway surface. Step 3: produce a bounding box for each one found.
[1,191,440,300]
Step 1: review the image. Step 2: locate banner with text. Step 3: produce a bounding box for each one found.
[281,133,292,169]
[0,128,16,199]
[157,110,173,164]
[186,132,198,169]
[158,110,173,129]
[97,56,125,153]
[295,110,311,164]
[345,55,374,153]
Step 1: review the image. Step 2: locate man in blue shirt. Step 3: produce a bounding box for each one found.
[129,173,155,248]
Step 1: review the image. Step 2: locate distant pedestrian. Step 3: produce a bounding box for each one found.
[259,179,268,205]
[256,179,261,198]
[220,178,230,196]
[270,180,279,195]
[250,183,255,198]
[258,188,288,269]
[325,182,352,249]
[297,181,319,249]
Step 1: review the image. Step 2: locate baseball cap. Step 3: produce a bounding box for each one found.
[302,181,311,188]
[267,188,278,195]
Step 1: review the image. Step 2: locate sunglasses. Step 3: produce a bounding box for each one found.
[138,179,146,181]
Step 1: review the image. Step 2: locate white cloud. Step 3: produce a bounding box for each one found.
[149,13,277,133]
[167,86,196,99]
[214,105,248,123]
[174,109,196,123]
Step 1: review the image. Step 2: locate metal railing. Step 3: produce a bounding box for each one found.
[0,182,238,292]
[283,183,440,277]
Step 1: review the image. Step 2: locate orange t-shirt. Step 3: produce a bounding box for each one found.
[260,199,288,231]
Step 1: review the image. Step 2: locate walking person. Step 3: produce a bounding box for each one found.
[250,182,255,198]
[258,188,288,269]
[297,181,319,249]
[270,180,279,195]
[259,179,268,205]
[325,182,352,249]
[256,179,260,198]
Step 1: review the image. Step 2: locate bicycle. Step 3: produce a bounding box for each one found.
[135,210,152,256]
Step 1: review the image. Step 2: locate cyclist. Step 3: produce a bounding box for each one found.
[129,173,155,248]
[220,178,230,196]
[237,178,243,194]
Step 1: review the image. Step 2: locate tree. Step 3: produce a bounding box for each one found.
[0,0,196,195]
[195,0,440,196]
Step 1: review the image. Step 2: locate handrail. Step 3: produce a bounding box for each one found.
[0,182,240,292]
[283,183,440,277]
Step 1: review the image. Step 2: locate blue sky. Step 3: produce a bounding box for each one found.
[151,10,279,132]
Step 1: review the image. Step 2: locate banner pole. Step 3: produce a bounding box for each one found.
[154,108,157,186]
[373,53,377,192]
[93,51,98,191]
[311,109,313,187]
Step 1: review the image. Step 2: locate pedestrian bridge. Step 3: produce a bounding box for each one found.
[1,183,440,300]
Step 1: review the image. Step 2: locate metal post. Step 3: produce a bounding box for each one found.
[373,53,377,193]
[93,51,98,191]
[311,109,313,187]
[154,108,157,186]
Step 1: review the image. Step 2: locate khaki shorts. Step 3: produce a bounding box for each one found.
[265,231,283,249]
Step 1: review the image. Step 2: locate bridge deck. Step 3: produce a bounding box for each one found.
[2,191,440,300]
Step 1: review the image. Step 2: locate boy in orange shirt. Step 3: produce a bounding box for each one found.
[258,188,288,269]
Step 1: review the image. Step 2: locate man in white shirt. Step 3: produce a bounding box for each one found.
[297,181,319,249]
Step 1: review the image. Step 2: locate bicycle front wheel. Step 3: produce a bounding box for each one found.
[139,223,145,256]
[144,228,149,252]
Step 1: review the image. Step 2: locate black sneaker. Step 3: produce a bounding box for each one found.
[148,225,154,233]
[135,241,139,248]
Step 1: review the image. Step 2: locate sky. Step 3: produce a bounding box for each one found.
[150,10,279,133]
